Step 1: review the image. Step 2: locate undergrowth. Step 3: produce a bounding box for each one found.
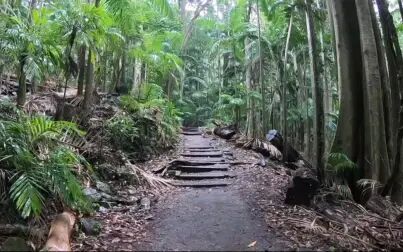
[0,102,91,219]
[106,83,181,160]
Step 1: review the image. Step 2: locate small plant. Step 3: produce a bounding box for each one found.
[326,152,360,200]
[106,114,140,152]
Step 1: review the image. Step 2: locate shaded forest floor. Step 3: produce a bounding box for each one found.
[72,132,403,251]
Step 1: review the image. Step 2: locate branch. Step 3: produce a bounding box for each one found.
[181,0,212,52]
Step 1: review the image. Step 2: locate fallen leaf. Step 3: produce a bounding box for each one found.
[248,241,257,248]
[111,238,121,243]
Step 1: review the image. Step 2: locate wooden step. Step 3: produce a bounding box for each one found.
[173,180,230,188]
[184,149,219,152]
[182,132,202,135]
[180,158,225,165]
[185,146,215,149]
[177,165,229,172]
[181,152,223,157]
[176,171,233,180]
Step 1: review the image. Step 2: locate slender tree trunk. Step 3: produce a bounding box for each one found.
[120,49,127,93]
[31,78,37,94]
[256,0,265,134]
[306,0,325,182]
[398,0,403,22]
[16,59,26,108]
[77,46,86,96]
[83,48,94,114]
[82,0,100,115]
[282,15,293,160]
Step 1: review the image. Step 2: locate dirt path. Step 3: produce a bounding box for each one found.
[136,130,288,251]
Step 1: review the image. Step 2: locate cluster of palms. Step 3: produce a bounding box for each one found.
[0,0,183,219]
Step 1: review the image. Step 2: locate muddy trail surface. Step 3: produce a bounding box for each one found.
[136,128,288,251]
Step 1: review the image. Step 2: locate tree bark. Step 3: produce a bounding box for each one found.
[376,0,403,204]
[77,46,86,96]
[82,0,100,115]
[329,0,399,201]
[82,48,94,114]
[305,0,325,182]
[282,15,293,160]
[16,58,26,108]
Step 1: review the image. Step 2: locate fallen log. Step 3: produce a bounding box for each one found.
[213,124,237,140]
[0,224,45,241]
[42,211,76,251]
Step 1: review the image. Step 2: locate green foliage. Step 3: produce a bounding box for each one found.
[0,111,91,218]
[106,114,140,152]
[326,153,360,200]
[107,84,181,159]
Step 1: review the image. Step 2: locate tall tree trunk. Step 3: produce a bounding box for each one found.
[329,0,397,201]
[376,0,403,204]
[120,49,127,93]
[256,0,265,134]
[82,48,94,114]
[306,0,325,182]
[282,15,293,159]
[77,46,86,96]
[82,0,100,115]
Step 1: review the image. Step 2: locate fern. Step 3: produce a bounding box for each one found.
[0,114,91,218]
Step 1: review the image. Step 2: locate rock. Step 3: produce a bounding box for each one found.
[96,164,139,185]
[266,130,302,162]
[140,197,151,210]
[83,188,102,202]
[285,167,319,206]
[80,218,102,236]
[213,125,237,140]
[1,237,31,251]
[100,192,113,200]
[99,206,108,213]
[96,181,111,194]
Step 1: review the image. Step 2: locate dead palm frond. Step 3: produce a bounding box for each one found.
[287,217,327,234]
[356,179,383,196]
[125,161,172,189]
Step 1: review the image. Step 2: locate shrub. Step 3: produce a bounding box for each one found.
[106,84,181,159]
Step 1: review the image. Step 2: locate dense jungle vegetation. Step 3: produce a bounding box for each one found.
[0,0,402,226]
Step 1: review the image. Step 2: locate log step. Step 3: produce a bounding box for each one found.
[184,149,219,152]
[176,171,233,180]
[185,146,215,150]
[181,158,225,165]
[182,132,202,135]
[173,180,230,188]
[177,165,229,172]
[181,152,223,157]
